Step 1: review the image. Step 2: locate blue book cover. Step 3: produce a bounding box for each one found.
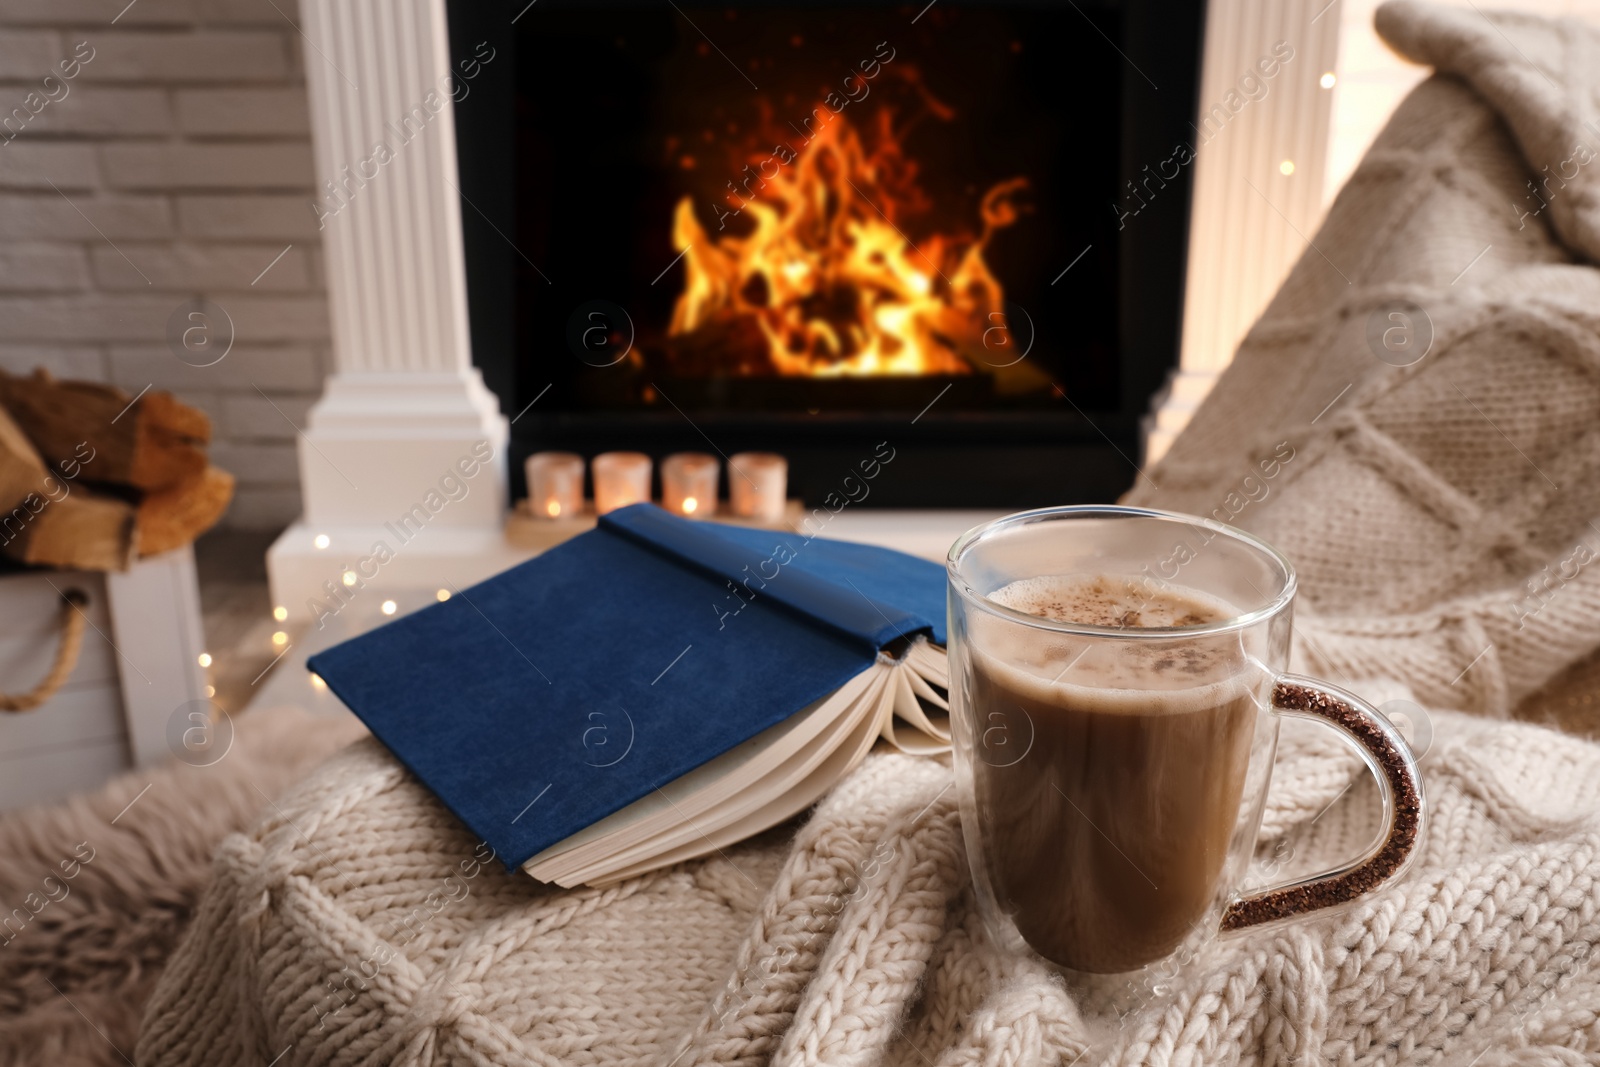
[307,504,948,871]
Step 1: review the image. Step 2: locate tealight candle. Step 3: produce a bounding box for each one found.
[524,452,584,520]
[727,452,788,523]
[661,452,719,519]
[592,452,652,515]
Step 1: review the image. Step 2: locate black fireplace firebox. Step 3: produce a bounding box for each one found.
[447,0,1206,508]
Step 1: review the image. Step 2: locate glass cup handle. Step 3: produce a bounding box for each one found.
[1221,674,1427,931]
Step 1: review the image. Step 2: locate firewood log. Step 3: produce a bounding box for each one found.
[0,396,45,508]
[0,379,233,570]
[0,404,135,572]
[137,465,234,557]
[0,369,210,492]
[4,489,137,572]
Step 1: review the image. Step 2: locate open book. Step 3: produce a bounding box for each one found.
[528,636,947,885]
[308,503,950,887]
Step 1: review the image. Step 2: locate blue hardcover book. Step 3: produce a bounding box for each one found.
[307,503,951,886]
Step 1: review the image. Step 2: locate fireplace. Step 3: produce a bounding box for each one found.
[447,0,1206,508]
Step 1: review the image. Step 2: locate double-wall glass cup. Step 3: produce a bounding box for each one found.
[946,506,1425,976]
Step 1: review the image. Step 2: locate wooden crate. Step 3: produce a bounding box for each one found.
[0,548,207,811]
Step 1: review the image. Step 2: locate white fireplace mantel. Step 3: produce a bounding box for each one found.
[271,0,1340,619]
[268,0,517,622]
[1149,0,1342,462]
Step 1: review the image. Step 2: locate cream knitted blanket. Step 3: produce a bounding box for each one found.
[137,708,1600,1067]
[1123,2,1600,718]
[138,4,1600,1065]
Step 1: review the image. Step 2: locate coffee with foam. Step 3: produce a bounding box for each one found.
[989,573,1226,629]
[968,574,1262,973]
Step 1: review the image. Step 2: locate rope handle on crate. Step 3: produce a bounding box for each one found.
[1,588,89,713]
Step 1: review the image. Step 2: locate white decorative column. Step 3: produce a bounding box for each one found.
[1147,0,1342,463]
[269,0,518,622]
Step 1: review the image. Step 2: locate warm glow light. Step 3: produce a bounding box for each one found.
[342,571,357,586]
[593,452,652,515]
[728,452,788,522]
[668,111,1026,378]
[526,452,584,520]
[310,672,327,691]
[1279,159,1296,176]
[205,684,215,698]
[272,631,288,646]
[272,605,288,622]
[314,533,330,550]
[661,453,717,519]
[1320,71,1337,89]
[197,652,213,668]
[436,588,451,602]
[381,600,397,615]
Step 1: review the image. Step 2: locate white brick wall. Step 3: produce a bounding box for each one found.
[0,0,332,530]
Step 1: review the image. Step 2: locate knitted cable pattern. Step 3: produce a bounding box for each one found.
[136,709,1600,1067]
[137,3,1600,1065]
[1123,0,1600,718]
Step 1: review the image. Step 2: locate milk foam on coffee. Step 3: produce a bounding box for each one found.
[989,573,1227,629]
[968,573,1261,973]
[980,574,1250,705]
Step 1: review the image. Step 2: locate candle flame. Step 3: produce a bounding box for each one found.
[546,500,562,517]
[682,496,699,514]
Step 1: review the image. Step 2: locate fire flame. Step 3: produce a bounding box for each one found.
[668,111,1025,377]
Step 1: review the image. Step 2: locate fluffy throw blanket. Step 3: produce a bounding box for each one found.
[137,3,1600,1065]
[0,706,365,1067]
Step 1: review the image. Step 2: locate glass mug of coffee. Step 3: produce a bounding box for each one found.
[947,506,1425,975]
